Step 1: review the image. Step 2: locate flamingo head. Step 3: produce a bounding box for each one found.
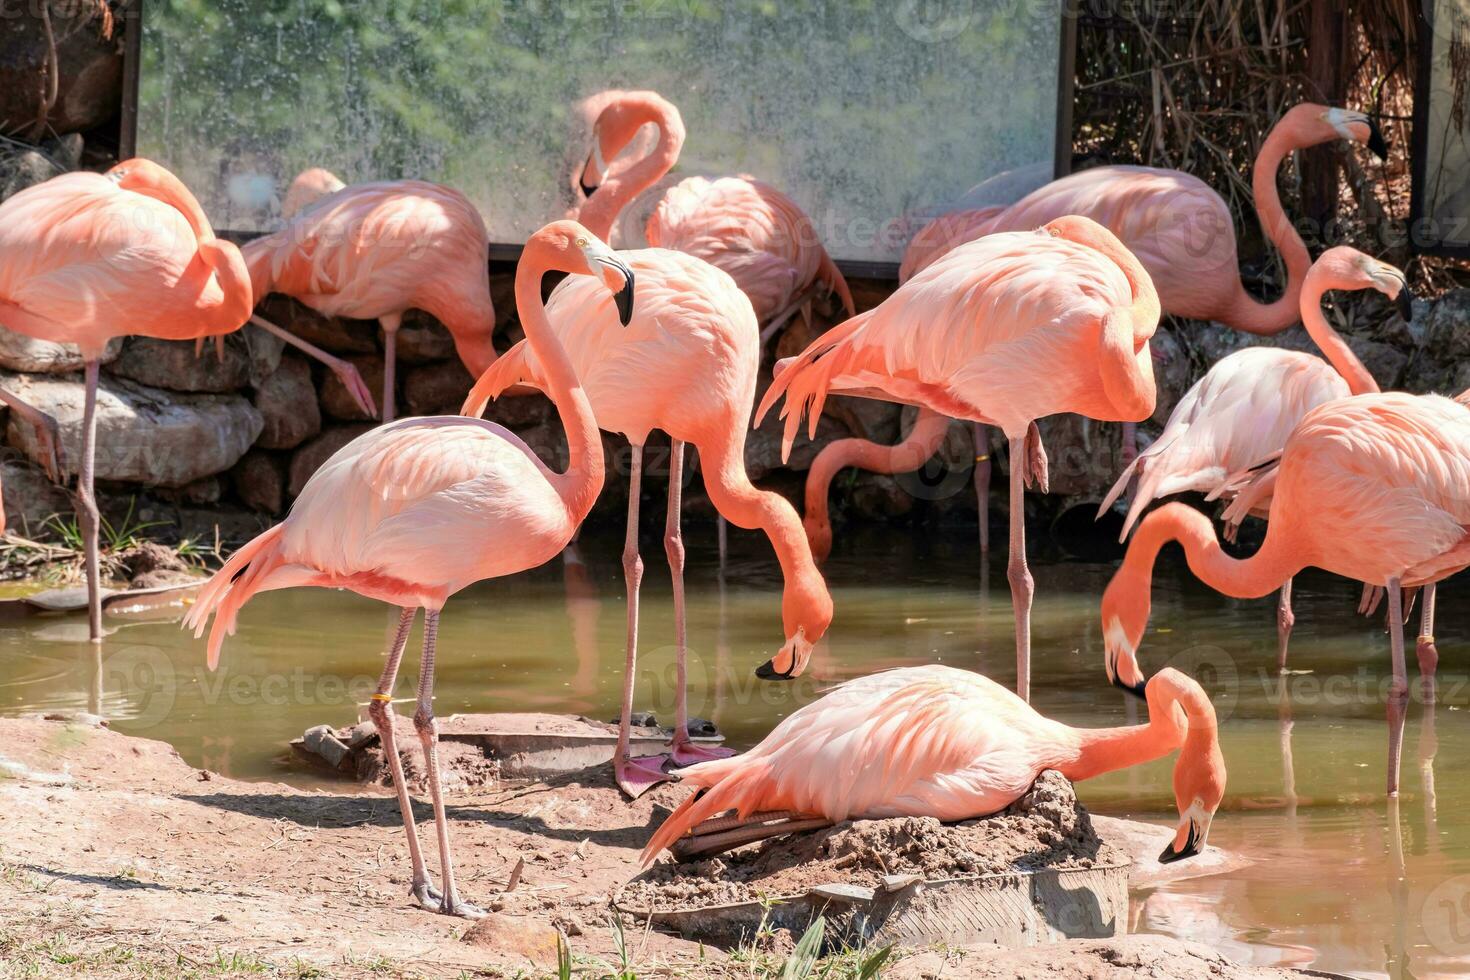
[1100,566,1150,698]
[756,573,834,681]
[803,511,833,565]
[579,91,684,197]
[1287,104,1388,159]
[1148,669,1226,864]
[539,221,636,325]
[1315,246,1414,321]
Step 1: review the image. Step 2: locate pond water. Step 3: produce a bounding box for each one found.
[1,522,1466,978]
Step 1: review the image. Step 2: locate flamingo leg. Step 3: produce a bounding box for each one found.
[1007,435,1033,702]
[616,445,671,797]
[367,607,437,908]
[1276,577,1295,673]
[249,315,377,419]
[666,440,733,766]
[972,423,991,554]
[1386,578,1408,797]
[1121,421,1138,466]
[671,810,834,862]
[380,313,402,423]
[1417,582,1440,698]
[79,359,101,643]
[717,516,728,571]
[411,609,483,917]
[0,387,62,482]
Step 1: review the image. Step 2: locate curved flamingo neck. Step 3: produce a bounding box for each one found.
[1056,672,1214,781]
[1126,502,1300,601]
[1225,124,1315,334]
[577,101,684,241]
[1300,274,1379,396]
[699,420,830,636]
[513,243,604,524]
[426,291,499,378]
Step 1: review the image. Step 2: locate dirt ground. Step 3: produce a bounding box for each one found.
[0,716,1309,979]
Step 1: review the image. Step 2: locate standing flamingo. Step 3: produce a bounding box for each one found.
[804,104,1385,557]
[1098,247,1410,669]
[462,246,833,797]
[1101,392,1470,795]
[184,220,634,917]
[243,171,498,422]
[642,664,1224,866]
[573,90,854,342]
[0,158,379,641]
[759,216,1159,702]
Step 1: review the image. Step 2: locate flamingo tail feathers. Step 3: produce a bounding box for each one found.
[640,758,784,865]
[182,524,288,671]
[461,340,536,417]
[754,311,878,463]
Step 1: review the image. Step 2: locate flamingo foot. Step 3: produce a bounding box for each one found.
[616,754,675,799]
[29,414,62,482]
[331,358,379,419]
[669,739,736,767]
[410,878,442,911]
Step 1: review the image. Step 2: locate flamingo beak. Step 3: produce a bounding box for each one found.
[594,253,635,326]
[1366,118,1389,160]
[1158,818,1204,863]
[1396,284,1415,321]
[579,152,600,197]
[756,630,812,681]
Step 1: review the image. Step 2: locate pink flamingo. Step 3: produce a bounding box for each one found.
[1099,247,1410,669]
[462,246,833,797]
[804,105,1384,557]
[759,216,1159,702]
[1101,392,1470,795]
[243,171,499,422]
[573,90,854,342]
[184,220,633,917]
[0,158,380,641]
[641,664,1224,866]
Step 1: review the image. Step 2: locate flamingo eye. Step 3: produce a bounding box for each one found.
[575,237,588,248]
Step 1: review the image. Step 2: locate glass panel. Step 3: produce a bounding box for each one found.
[1416,0,1470,253]
[137,0,1063,264]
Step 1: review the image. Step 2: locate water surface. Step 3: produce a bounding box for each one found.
[2,525,1465,977]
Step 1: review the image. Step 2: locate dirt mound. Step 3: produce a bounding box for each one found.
[623,771,1126,910]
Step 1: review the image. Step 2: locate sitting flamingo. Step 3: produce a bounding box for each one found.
[1102,392,1470,795]
[573,90,853,342]
[642,664,1225,866]
[1099,246,1410,669]
[804,104,1385,558]
[185,221,633,917]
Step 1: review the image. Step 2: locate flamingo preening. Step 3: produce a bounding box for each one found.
[185,220,634,917]
[242,171,499,422]
[462,244,833,797]
[803,104,1386,559]
[1099,246,1411,670]
[760,216,1160,703]
[642,664,1225,867]
[1102,392,1470,795]
[573,90,854,343]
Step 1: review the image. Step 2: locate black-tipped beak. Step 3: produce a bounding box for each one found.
[579,153,600,197]
[1367,118,1389,160]
[1396,284,1415,322]
[611,260,635,326]
[754,658,796,681]
[1158,820,1204,864]
[1111,671,1148,701]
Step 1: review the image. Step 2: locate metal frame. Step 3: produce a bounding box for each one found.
[1409,0,1470,258]
[118,0,1080,278]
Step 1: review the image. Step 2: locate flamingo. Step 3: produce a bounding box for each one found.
[803,104,1385,556]
[242,171,499,422]
[641,664,1225,866]
[572,90,854,343]
[1101,392,1470,795]
[758,215,1160,702]
[0,158,379,642]
[183,220,634,917]
[462,246,833,797]
[1098,246,1411,670]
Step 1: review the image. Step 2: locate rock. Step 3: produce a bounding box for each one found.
[252,355,321,450]
[486,392,553,429]
[1034,414,1122,499]
[1423,289,1470,361]
[288,424,374,497]
[178,477,221,506]
[232,450,286,514]
[404,360,474,416]
[460,913,561,963]
[301,725,353,770]
[0,459,72,537]
[0,1,122,139]
[746,411,847,478]
[320,354,384,421]
[395,313,459,363]
[0,149,59,201]
[2,372,263,487]
[256,297,378,355]
[514,421,569,471]
[42,134,83,172]
[1148,324,1191,425]
[114,541,192,588]
[176,506,272,547]
[109,336,253,393]
[0,327,121,373]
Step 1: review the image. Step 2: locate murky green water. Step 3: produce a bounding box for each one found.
[1,524,1466,978]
